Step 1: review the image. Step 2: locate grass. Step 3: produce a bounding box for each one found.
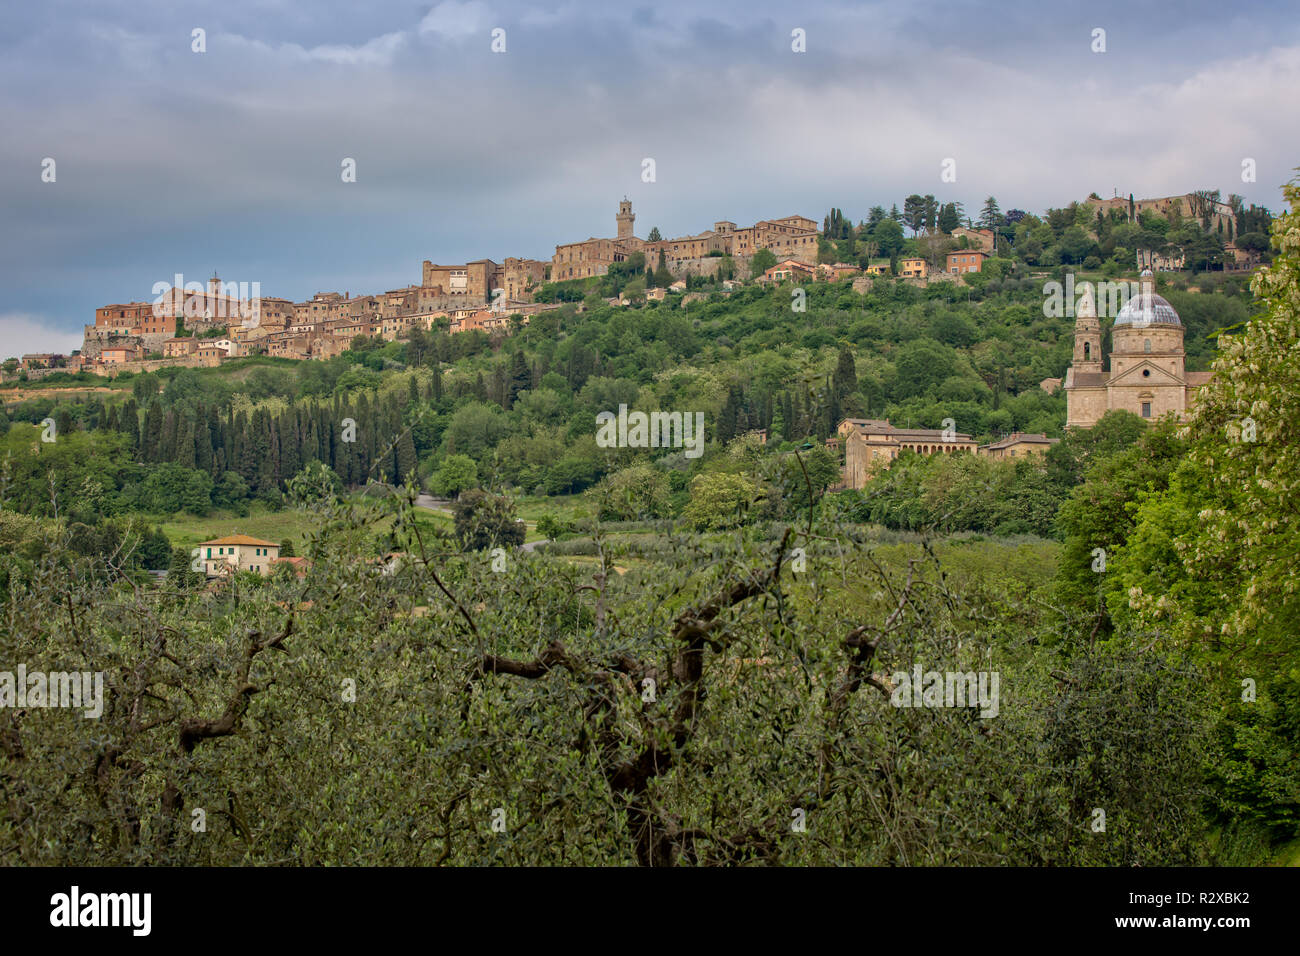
[159,494,450,553]
[1272,837,1300,867]
[157,504,326,553]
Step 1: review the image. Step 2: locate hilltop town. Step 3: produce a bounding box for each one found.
[6,189,1267,381]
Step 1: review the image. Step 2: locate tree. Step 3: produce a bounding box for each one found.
[923,194,939,234]
[938,202,960,234]
[165,545,203,589]
[680,471,755,530]
[892,339,957,400]
[978,196,1003,230]
[750,248,777,278]
[903,194,926,236]
[430,454,478,498]
[452,489,525,551]
[1059,225,1096,264]
[833,346,857,398]
[286,460,343,507]
[872,218,905,258]
[507,350,530,408]
[648,226,662,242]
[654,250,673,288]
[1110,176,1300,673]
[591,463,671,520]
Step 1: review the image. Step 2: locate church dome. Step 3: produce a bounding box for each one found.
[1113,292,1181,327]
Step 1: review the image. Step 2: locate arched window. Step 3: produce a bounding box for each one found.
[1084,342,1091,359]
[1144,338,1151,352]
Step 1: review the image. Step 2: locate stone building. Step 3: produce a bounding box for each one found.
[421,260,499,301]
[1087,192,1234,233]
[1064,270,1213,428]
[551,201,820,282]
[951,227,995,253]
[839,418,978,489]
[979,432,1059,459]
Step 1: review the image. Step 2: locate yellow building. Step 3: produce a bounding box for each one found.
[979,432,1059,459]
[199,535,281,577]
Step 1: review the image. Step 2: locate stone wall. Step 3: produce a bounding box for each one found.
[668,255,752,279]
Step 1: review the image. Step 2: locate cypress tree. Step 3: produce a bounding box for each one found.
[395,430,417,484]
[142,402,163,462]
[508,350,530,407]
[176,415,196,469]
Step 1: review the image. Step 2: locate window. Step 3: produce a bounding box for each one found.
[1144,338,1151,352]
[1141,402,1152,418]
[1083,342,1091,359]
[207,548,212,558]
[1143,369,1151,377]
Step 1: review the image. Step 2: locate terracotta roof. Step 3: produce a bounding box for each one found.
[1069,372,1108,388]
[839,418,891,429]
[1186,371,1214,386]
[984,432,1059,451]
[199,534,279,547]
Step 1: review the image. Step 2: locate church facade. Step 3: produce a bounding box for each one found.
[1064,270,1213,428]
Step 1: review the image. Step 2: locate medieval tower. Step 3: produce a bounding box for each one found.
[616,198,635,240]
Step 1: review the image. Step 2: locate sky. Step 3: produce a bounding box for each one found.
[3,0,1299,357]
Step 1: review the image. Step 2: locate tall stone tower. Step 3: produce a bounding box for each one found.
[1072,282,1102,372]
[616,198,635,240]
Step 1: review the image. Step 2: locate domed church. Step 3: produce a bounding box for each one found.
[1064,269,1214,428]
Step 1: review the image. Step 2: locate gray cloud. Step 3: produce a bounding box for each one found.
[2,0,1298,356]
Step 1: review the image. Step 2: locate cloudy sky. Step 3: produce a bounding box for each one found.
[3,0,1298,356]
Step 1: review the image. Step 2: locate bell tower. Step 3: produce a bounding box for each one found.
[616,198,635,240]
[1072,282,1102,372]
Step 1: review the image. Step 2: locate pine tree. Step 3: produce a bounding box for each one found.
[979,196,1002,230]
